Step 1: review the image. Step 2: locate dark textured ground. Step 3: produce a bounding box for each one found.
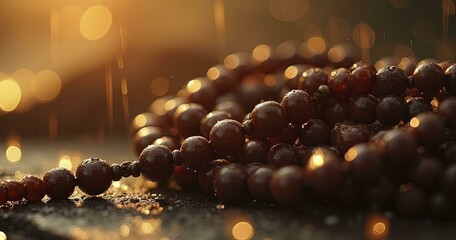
[1,140,455,240]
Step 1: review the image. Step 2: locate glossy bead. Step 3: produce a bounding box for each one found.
[429,192,456,220]
[299,119,330,146]
[349,66,375,93]
[396,184,428,218]
[441,163,456,198]
[5,181,25,202]
[344,144,383,183]
[111,164,122,181]
[186,78,218,110]
[238,140,269,165]
[163,97,188,125]
[438,97,456,126]
[173,103,208,138]
[180,136,212,171]
[409,156,441,190]
[280,90,313,125]
[267,143,301,168]
[331,122,372,154]
[131,113,167,135]
[328,68,353,100]
[173,166,199,190]
[214,164,249,203]
[350,60,376,73]
[243,163,267,175]
[207,65,239,94]
[405,97,433,121]
[268,123,298,145]
[139,145,174,182]
[209,119,245,156]
[376,95,406,126]
[298,68,328,95]
[270,166,305,206]
[305,148,344,196]
[213,101,246,122]
[153,136,180,151]
[381,129,417,167]
[43,168,76,199]
[247,166,275,203]
[251,101,288,137]
[412,63,445,96]
[444,64,456,95]
[411,112,445,148]
[324,98,351,126]
[200,111,231,139]
[76,158,112,196]
[374,65,407,96]
[21,175,45,202]
[132,126,165,156]
[284,65,311,89]
[198,159,230,194]
[350,94,378,123]
[0,183,7,205]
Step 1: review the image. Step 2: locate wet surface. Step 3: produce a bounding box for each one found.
[1,140,456,240]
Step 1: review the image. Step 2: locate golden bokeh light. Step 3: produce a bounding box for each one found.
[6,146,22,164]
[0,79,21,112]
[269,0,309,22]
[34,70,62,102]
[164,99,178,112]
[11,68,36,112]
[0,231,6,240]
[344,147,358,162]
[224,54,241,70]
[119,225,130,237]
[151,98,170,116]
[308,148,325,170]
[353,23,376,49]
[372,222,386,235]
[328,45,346,63]
[365,213,390,240]
[388,0,409,9]
[151,77,170,96]
[232,221,255,240]
[134,114,148,127]
[410,117,420,128]
[80,5,113,40]
[59,155,73,171]
[284,65,299,79]
[187,79,202,93]
[207,67,221,80]
[264,74,277,86]
[252,45,271,62]
[307,37,326,55]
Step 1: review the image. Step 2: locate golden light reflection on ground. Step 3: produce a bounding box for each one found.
[232,221,255,240]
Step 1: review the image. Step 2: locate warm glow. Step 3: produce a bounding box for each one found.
[269,0,309,22]
[224,54,241,70]
[308,148,325,170]
[59,155,73,171]
[353,23,376,49]
[365,213,390,240]
[164,99,177,111]
[187,79,202,93]
[134,114,148,127]
[139,220,160,235]
[264,74,277,86]
[0,231,6,240]
[80,5,112,40]
[119,225,130,237]
[6,146,22,163]
[151,77,169,96]
[0,79,21,112]
[328,46,346,63]
[151,98,169,116]
[307,37,326,54]
[431,97,439,108]
[372,222,386,235]
[232,221,255,240]
[207,67,221,80]
[34,70,62,102]
[252,45,271,61]
[442,0,456,14]
[410,117,420,128]
[344,147,358,162]
[284,66,299,79]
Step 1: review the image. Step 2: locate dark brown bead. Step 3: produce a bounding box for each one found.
[173,103,208,138]
[76,158,112,196]
[270,166,305,206]
[267,143,301,168]
[299,119,331,146]
[409,156,441,190]
[396,184,428,218]
[209,119,245,156]
[43,168,76,199]
[180,136,212,171]
[214,164,249,203]
[132,126,165,156]
[243,163,268,175]
[111,164,122,181]
[349,66,376,93]
[280,90,313,125]
[405,97,433,121]
[238,140,269,165]
[376,95,406,126]
[344,144,383,184]
[444,64,456,95]
[350,94,378,123]
[365,176,397,210]
[120,161,132,177]
[186,78,218,110]
[438,141,456,165]
[374,65,407,96]
[331,122,372,154]
[131,161,140,177]
[163,97,188,126]
[238,81,270,112]
[173,166,199,190]
[438,97,456,126]
[429,192,456,220]
[381,129,417,167]
[224,52,255,77]
[350,60,376,73]
[213,101,246,122]
[412,63,445,96]
[198,159,230,194]
[207,65,239,94]
[324,97,351,126]
[284,65,311,89]
[276,40,305,66]
[268,123,298,145]
[131,113,166,135]
[200,111,231,139]
[441,163,456,199]
[328,68,353,100]
[0,183,7,205]
[172,149,183,166]
[6,180,25,202]
[247,166,275,203]
[298,68,328,95]
[21,175,45,202]
[411,112,445,148]
[252,44,280,74]
[139,145,174,182]
[153,136,180,151]
[251,101,288,137]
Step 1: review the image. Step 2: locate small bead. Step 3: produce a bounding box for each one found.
[251,101,288,137]
[284,64,311,89]
[298,68,328,95]
[111,164,122,181]
[198,159,230,194]
[409,156,441,190]
[412,63,445,96]
[214,164,249,204]
[350,60,376,73]
[376,95,406,126]
[132,126,165,156]
[43,168,76,199]
[270,166,305,206]
[407,75,414,89]
[299,119,330,146]
[247,166,275,203]
[411,112,445,148]
[0,183,7,205]
[6,180,26,202]
[153,136,180,151]
[331,122,372,155]
[21,175,45,202]
[268,123,298,145]
[280,90,313,125]
[350,94,378,123]
[405,97,433,121]
[200,111,231,139]
[243,162,267,175]
[328,68,353,100]
[173,165,200,190]
[131,161,141,177]
[76,158,112,196]
[139,145,174,182]
[374,65,407,96]
[305,147,344,196]
[242,120,254,136]
[238,140,269,165]
[324,97,351,126]
[173,103,208,138]
[209,119,246,156]
[344,144,383,184]
[120,161,132,177]
[396,184,428,218]
[213,101,246,122]
[180,136,212,171]
[349,66,376,93]
[207,65,239,94]
[172,149,183,166]
[444,64,456,95]
[267,143,301,168]
[186,78,218,110]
